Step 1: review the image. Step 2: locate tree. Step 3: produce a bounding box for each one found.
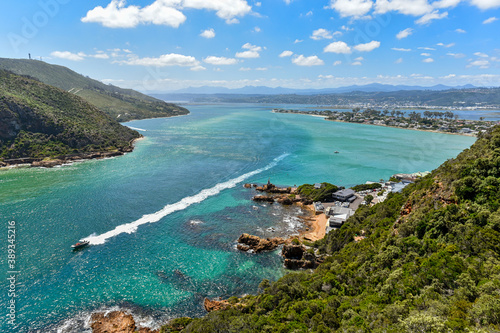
[365,194,374,204]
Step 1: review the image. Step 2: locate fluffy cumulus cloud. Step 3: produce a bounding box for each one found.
[235,43,263,58]
[471,0,500,9]
[396,28,413,39]
[51,51,85,61]
[310,28,341,40]
[82,0,252,28]
[203,56,238,65]
[328,0,467,26]
[328,0,373,17]
[353,40,380,52]
[51,50,111,61]
[279,50,294,57]
[119,53,201,67]
[200,28,215,38]
[468,59,490,68]
[324,41,351,54]
[292,55,324,66]
[422,57,434,62]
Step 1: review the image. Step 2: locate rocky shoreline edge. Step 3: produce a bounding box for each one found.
[0,137,143,169]
[86,181,325,333]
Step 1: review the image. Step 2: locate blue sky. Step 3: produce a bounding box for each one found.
[1,0,500,92]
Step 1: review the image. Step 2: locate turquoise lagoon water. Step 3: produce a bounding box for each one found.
[0,104,476,332]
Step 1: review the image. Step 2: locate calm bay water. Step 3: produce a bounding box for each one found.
[0,104,476,332]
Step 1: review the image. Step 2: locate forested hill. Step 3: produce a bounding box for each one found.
[0,58,189,121]
[167,127,500,332]
[0,70,141,163]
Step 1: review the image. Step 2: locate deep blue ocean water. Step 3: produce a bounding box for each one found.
[0,104,477,332]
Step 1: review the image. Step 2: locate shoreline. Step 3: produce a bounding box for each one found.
[0,136,146,170]
[274,110,476,137]
[298,204,328,242]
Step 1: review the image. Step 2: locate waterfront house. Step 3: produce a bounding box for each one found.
[328,206,354,227]
[332,189,356,202]
[313,202,325,214]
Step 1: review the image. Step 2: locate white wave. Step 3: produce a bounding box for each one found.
[85,153,289,245]
[126,126,148,132]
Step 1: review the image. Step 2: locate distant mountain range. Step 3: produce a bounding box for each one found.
[164,83,478,95]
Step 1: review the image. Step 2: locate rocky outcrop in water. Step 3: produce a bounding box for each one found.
[252,195,275,203]
[237,233,286,253]
[90,311,158,333]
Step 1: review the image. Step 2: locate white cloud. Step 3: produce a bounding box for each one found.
[468,59,490,68]
[255,67,268,71]
[82,0,252,28]
[422,57,434,62]
[328,0,373,18]
[239,67,251,71]
[471,0,500,10]
[279,50,294,57]
[395,57,403,63]
[253,26,261,32]
[396,28,413,39]
[483,16,498,24]
[341,25,354,31]
[455,28,466,33]
[333,60,342,66]
[51,51,85,61]
[236,43,263,58]
[294,39,303,44]
[416,10,448,25]
[292,55,324,66]
[92,53,110,59]
[190,65,206,71]
[432,0,461,8]
[310,28,341,40]
[474,52,489,57]
[418,46,436,50]
[119,53,200,67]
[235,50,260,58]
[319,74,335,79]
[354,56,364,61]
[353,40,380,52]
[437,42,455,47]
[375,0,432,16]
[421,52,431,56]
[324,41,352,54]
[392,47,411,51]
[351,61,362,65]
[200,28,215,38]
[203,56,238,65]
[447,52,465,58]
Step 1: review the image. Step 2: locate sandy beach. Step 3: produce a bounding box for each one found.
[299,204,328,242]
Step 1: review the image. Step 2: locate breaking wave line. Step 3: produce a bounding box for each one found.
[85,153,289,245]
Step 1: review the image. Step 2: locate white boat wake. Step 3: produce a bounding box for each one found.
[85,153,289,245]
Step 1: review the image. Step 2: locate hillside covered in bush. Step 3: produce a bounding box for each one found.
[0,70,141,162]
[164,127,500,332]
[0,58,189,121]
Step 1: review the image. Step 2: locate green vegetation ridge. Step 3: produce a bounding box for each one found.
[163,126,500,332]
[0,58,189,121]
[0,70,141,161]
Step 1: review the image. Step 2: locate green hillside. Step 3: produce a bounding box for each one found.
[0,58,189,121]
[0,70,141,162]
[166,128,500,332]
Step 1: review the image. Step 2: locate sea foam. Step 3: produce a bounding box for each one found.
[85,153,289,245]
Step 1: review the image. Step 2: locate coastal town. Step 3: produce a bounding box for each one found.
[273,108,498,136]
[240,171,426,251]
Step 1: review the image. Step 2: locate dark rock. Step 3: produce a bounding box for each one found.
[282,244,305,259]
[252,195,275,203]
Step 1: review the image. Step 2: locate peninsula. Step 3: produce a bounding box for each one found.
[273,108,498,136]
